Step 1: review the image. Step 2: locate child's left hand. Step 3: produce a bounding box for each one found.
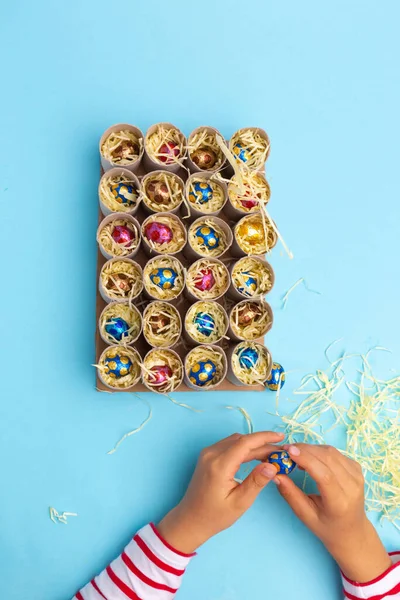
[158,431,284,553]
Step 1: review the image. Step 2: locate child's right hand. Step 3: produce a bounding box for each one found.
[277,444,391,582]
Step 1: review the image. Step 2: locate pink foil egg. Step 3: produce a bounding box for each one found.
[144,222,173,245]
[194,268,216,292]
[112,225,135,245]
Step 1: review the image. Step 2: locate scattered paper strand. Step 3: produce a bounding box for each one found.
[281,277,321,309]
[225,406,254,434]
[49,507,78,525]
[108,394,152,455]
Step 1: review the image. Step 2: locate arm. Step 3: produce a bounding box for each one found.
[74,431,284,599]
[275,444,397,598]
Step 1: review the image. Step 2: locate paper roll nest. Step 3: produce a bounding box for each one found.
[185,258,230,301]
[100,124,144,172]
[97,345,142,390]
[142,348,184,394]
[144,123,187,173]
[99,168,141,216]
[99,258,143,303]
[99,302,142,346]
[141,171,185,215]
[227,171,271,217]
[187,217,233,259]
[230,256,275,300]
[97,214,141,259]
[229,127,270,171]
[142,213,187,256]
[186,126,227,173]
[185,172,227,217]
[143,301,182,348]
[229,299,273,341]
[143,255,185,301]
[184,345,227,390]
[185,301,229,345]
[233,213,278,256]
[227,341,272,387]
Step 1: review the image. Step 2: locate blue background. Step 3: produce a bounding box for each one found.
[0,1,399,598]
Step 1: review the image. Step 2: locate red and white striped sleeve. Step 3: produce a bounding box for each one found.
[342,552,400,600]
[74,523,195,600]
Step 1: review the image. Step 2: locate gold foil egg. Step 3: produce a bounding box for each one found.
[237,220,264,245]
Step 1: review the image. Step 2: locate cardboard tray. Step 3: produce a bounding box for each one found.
[95,162,269,392]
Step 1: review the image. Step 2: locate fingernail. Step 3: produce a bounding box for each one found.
[288,445,300,456]
[283,444,289,450]
[273,477,281,486]
[261,464,278,479]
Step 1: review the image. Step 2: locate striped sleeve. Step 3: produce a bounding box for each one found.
[74,523,195,600]
[342,552,400,599]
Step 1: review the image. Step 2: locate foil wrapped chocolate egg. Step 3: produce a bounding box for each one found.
[233,142,250,163]
[149,365,173,385]
[112,140,139,163]
[191,148,217,170]
[238,347,259,370]
[104,352,133,378]
[144,221,173,245]
[194,268,215,292]
[105,317,130,342]
[150,267,178,290]
[110,182,137,206]
[149,314,171,333]
[189,360,217,387]
[237,221,264,245]
[266,362,285,391]
[108,274,132,293]
[240,194,259,210]
[158,142,180,164]
[147,181,170,205]
[112,225,135,246]
[237,303,261,325]
[194,312,215,337]
[189,181,213,205]
[238,273,257,296]
[267,450,296,475]
[195,226,220,249]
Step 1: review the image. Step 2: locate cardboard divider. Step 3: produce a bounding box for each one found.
[95,129,273,392]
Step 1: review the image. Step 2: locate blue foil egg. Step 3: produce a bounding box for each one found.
[150,268,178,290]
[110,182,136,206]
[233,143,250,163]
[189,181,213,205]
[104,352,133,378]
[194,312,215,337]
[105,317,130,342]
[237,272,258,296]
[195,226,220,249]
[189,360,217,386]
[267,450,296,475]
[266,362,285,390]
[238,347,259,369]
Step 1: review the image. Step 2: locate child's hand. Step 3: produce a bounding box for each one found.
[158,431,285,553]
[277,444,391,582]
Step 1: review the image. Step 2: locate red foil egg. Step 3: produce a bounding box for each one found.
[194,268,216,292]
[158,142,180,164]
[150,365,173,385]
[144,221,173,245]
[240,197,258,210]
[112,225,135,245]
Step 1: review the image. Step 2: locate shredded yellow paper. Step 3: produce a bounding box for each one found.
[225,406,254,434]
[49,507,78,525]
[187,129,225,171]
[143,301,181,348]
[100,302,142,346]
[142,349,183,394]
[232,341,272,386]
[230,300,273,341]
[281,278,321,309]
[107,395,153,455]
[146,125,186,166]
[99,174,140,213]
[232,257,274,298]
[229,128,270,171]
[98,218,139,258]
[101,130,142,165]
[185,301,228,344]
[228,172,271,213]
[101,259,143,302]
